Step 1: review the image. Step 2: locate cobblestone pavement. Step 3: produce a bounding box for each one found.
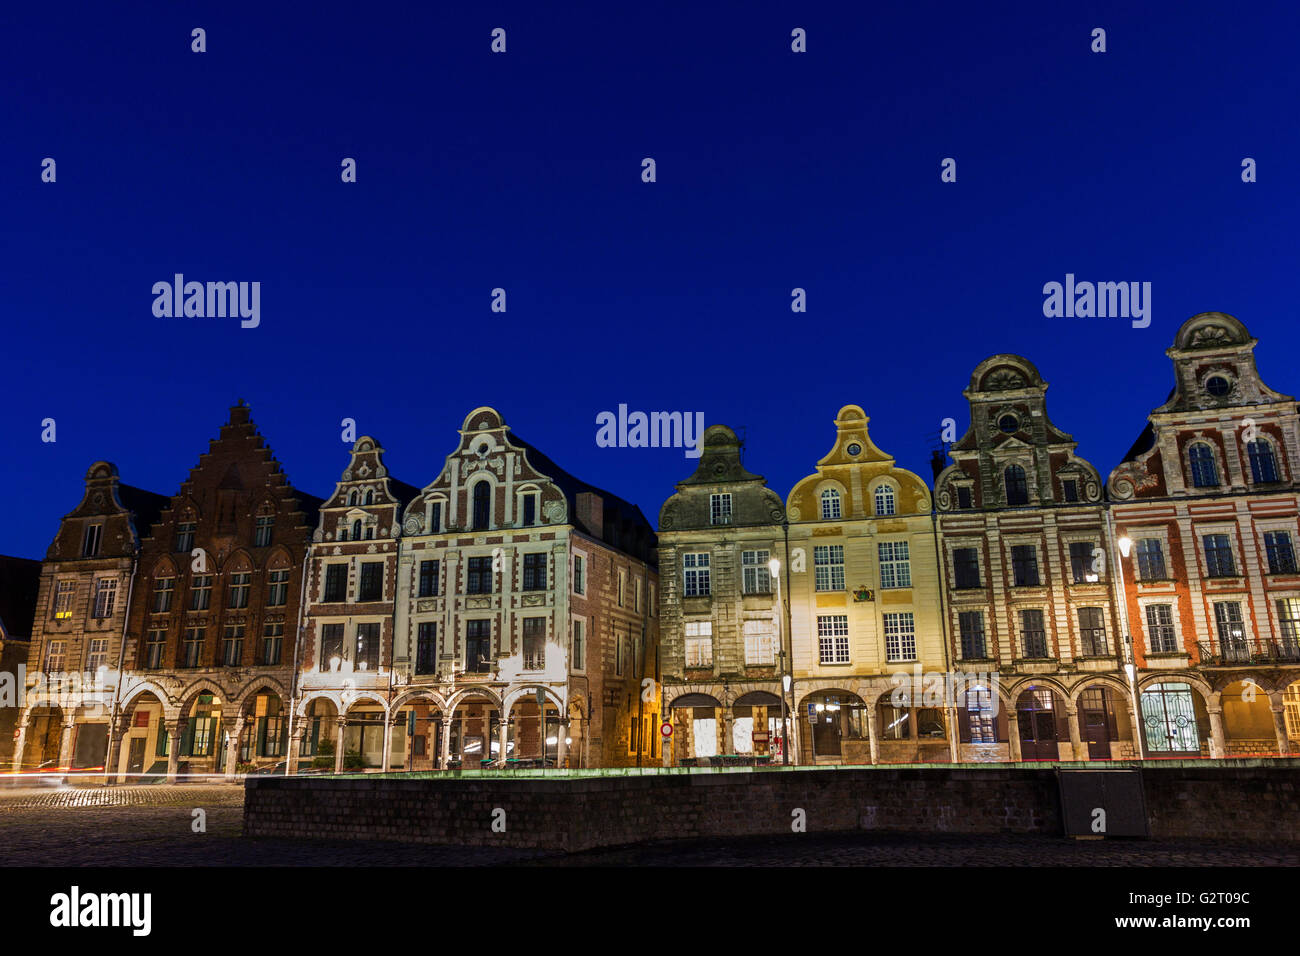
[0,784,1295,866]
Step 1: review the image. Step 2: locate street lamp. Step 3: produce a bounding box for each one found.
[770,557,790,766]
[1112,532,1149,759]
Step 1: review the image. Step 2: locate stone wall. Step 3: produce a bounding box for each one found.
[244,760,1300,852]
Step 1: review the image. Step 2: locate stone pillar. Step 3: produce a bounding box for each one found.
[1006,712,1022,762]
[11,717,29,773]
[381,715,394,773]
[287,722,304,775]
[334,718,347,772]
[496,716,510,768]
[165,725,182,783]
[1130,695,1146,758]
[439,714,453,769]
[865,704,879,765]
[946,704,960,763]
[557,719,569,768]
[1207,708,1226,759]
[224,718,245,778]
[1065,704,1084,761]
[1270,705,1291,757]
[104,720,124,785]
[57,718,76,769]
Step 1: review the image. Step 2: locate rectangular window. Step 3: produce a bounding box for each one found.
[1203,534,1237,577]
[710,493,733,525]
[572,554,586,596]
[267,569,289,606]
[1011,545,1040,587]
[572,619,585,671]
[82,523,102,557]
[956,486,973,510]
[254,515,274,548]
[635,578,642,614]
[814,545,845,592]
[323,564,347,602]
[1062,479,1079,502]
[418,559,439,597]
[415,622,438,675]
[466,556,494,594]
[144,629,167,669]
[1214,601,1246,656]
[684,621,713,667]
[1019,608,1047,658]
[319,623,344,671]
[817,615,850,664]
[958,610,986,659]
[358,562,383,601]
[182,627,205,668]
[44,639,67,672]
[615,631,625,676]
[741,550,772,594]
[190,574,212,611]
[261,622,283,665]
[1077,607,1108,656]
[152,576,174,613]
[952,548,981,589]
[617,570,626,607]
[743,619,776,665]
[1276,598,1300,652]
[883,612,916,662]
[227,572,251,609]
[1069,541,1097,583]
[430,501,442,533]
[683,552,711,597]
[354,622,381,670]
[523,618,546,670]
[175,522,195,554]
[92,578,118,619]
[52,580,75,620]
[1265,531,1297,574]
[878,541,911,589]
[85,638,109,672]
[520,553,546,591]
[1136,538,1167,581]
[466,620,492,673]
[222,625,245,666]
[522,494,537,527]
[1144,604,1178,653]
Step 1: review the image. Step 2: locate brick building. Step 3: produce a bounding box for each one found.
[1107,312,1300,757]
[657,424,791,764]
[113,402,321,780]
[933,355,1135,763]
[11,464,166,771]
[1,554,42,767]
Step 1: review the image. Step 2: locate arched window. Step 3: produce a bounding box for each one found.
[874,484,896,517]
[1189,443,1219,488]
[351,518,362,540]
[364,489,374,505]
[1248,439,1279,483]
[348,491,358,506]
[472,482,491,530]
[820,489,842,520]
[1004,465,1028,506]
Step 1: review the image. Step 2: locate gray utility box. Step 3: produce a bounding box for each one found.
[1056,768,1149,838]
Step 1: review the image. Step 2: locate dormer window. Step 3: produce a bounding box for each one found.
[82,523,103,557]
[365,490,374,505]
[710,493,732,525]
[956,486,973,510]
[351,518,362,540]
[348,491,358,506]
[1004,465,1028,506]
[521,493,537,527]
[874,485,896,517]
[1062,479,1079,502]
[1189,443,1219,488]
[820,489,842,520]
[472,481,491,531]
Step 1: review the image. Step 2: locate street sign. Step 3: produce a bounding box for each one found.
[536,687,546,707]
[807,703,816,721]
[660,722,672,738]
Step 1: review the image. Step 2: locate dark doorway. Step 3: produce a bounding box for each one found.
[1016,687,1061,760]
[1080,686,1118,760]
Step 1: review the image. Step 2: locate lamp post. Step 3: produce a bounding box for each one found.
[1114,533,1150,759]
[770,557,790,766]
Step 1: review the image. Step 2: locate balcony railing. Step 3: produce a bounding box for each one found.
[1197,640,1300,666]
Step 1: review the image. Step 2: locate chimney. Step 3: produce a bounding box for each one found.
[930,449,947,481]
[575,492,603,538]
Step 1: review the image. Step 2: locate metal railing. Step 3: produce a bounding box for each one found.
[1197,640,1300,666]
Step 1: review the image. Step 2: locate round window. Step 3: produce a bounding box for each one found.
[998,415,1019,434]
[846,442,862,456]
[1205,376,1231,397]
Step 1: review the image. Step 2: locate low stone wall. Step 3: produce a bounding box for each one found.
[243,760,1300,852]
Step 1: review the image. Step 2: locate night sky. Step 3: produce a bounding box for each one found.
[4,1,1298,559]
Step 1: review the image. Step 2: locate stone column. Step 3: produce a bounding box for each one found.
[1207,707,1226,759]
[1065,704,1084,761]
[496,716,510,767]
[1130,696,1146,758]
[381,715,394,773]
[287,721,304,775]
[1006,711,1022,762]
[165,723,183,783]
[11,717,29,773]
[439,714,453,769]
[104,719,124,784]
[1270,705,1291,757]
[224,718,245,778]
[57,718,76,769]
[946,704,960,763]
[334,717,347,772]
[557,719,569,768]
[865,704,879,765]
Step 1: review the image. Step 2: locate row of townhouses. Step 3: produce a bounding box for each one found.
[6,311,1299,776]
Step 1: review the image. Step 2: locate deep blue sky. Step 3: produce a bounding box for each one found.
[4,2,1298,559]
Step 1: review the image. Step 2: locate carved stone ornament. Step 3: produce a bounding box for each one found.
[543,500,566,523]
[986,369,1025,391]
[1189,325,1233,349]
[404,515,424,535]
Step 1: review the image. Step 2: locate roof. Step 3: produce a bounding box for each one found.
[117,483,170,540]
[0,555,42,641]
